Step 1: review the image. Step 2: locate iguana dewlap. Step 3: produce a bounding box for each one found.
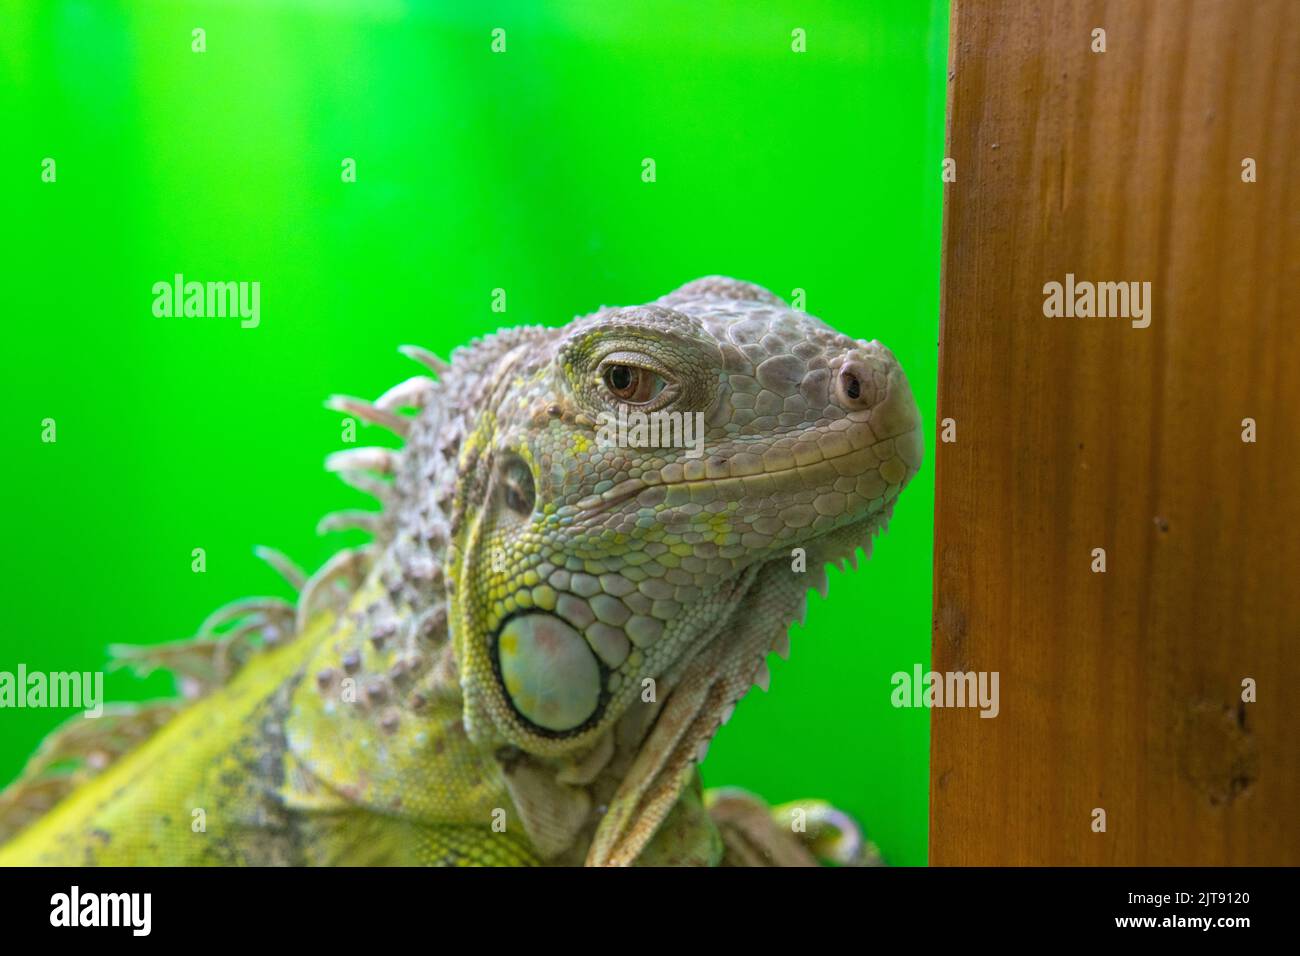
[0,277,922,866]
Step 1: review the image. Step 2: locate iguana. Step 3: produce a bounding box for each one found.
[0,277,922,866]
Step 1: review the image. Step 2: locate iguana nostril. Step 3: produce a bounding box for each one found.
[835,362,876,409]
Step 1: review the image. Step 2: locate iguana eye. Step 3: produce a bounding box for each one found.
[498,456,536,516]
[602,364,665,404]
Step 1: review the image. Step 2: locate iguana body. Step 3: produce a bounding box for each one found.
[0,277,921,866]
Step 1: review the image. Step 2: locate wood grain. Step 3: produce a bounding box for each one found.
[931,0,1299,864]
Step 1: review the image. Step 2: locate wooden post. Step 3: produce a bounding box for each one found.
[931,0,1299,864]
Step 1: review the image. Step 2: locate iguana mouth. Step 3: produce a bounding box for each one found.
[572,441,912,517]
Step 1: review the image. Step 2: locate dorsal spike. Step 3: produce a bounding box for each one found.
[334,469,393,503]
[375,375,435,412]
[399,344,450,376]
[316,510,382,536]
[296,546,375,632]
[326,396,410,438]
[326,447,400,476]
[198,597,295,636]
[253,545,307,592]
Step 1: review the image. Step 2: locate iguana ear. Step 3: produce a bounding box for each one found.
[657,276,784,306]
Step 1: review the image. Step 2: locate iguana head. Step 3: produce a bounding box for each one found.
[443,277,922,767]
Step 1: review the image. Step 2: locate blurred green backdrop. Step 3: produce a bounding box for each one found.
[0,0,947,865]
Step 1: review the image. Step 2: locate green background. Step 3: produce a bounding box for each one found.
[0,0,946,865]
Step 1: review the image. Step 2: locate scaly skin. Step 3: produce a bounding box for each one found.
[0,277,921,866]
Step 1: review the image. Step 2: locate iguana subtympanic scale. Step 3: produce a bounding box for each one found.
[0,277,922,866]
